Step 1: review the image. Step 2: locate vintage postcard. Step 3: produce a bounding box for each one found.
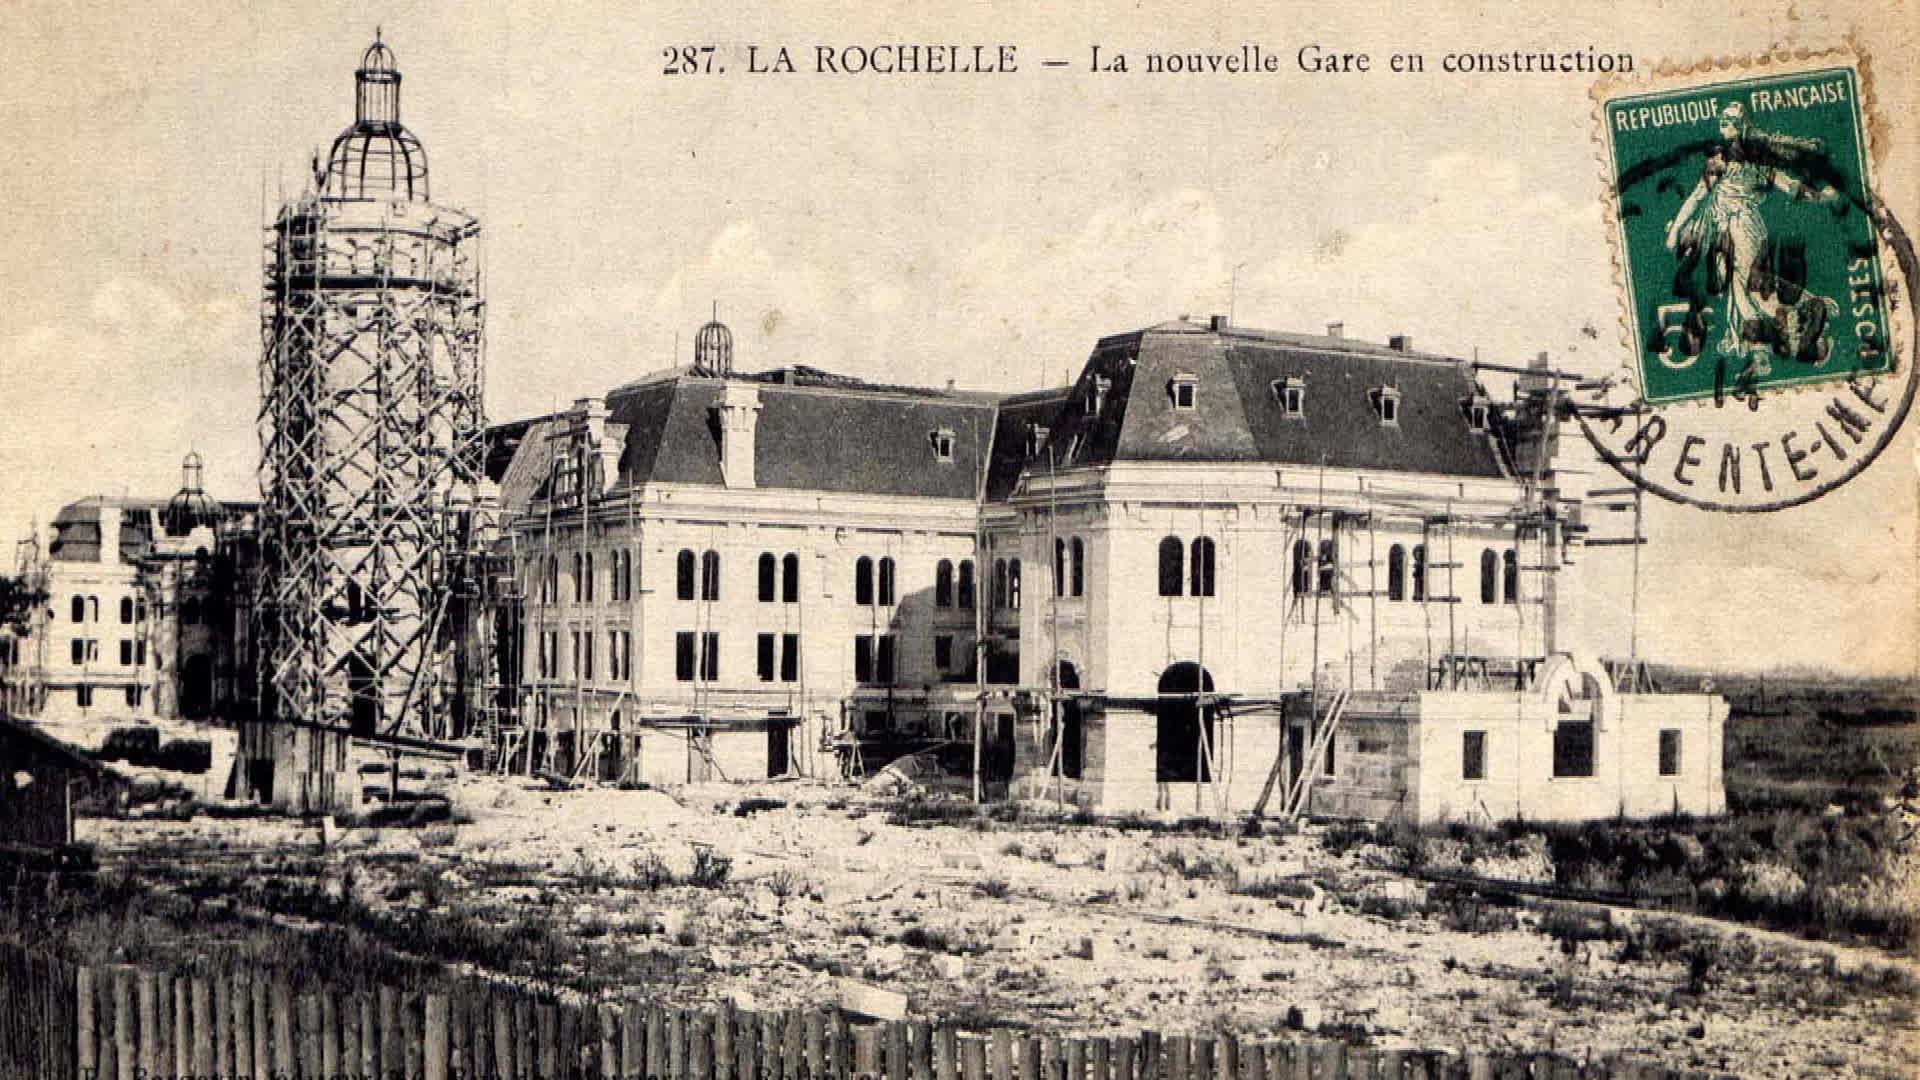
[0,2,1914,1078]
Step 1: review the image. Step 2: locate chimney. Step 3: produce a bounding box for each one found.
[98,504,121,566]
[1326,321,1344,339]
[714,382,763,489]
[1209,314,1229,332]
[1388,334,1412,352]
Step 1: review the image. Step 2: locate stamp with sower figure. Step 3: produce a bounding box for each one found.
[1578,49,1915,511]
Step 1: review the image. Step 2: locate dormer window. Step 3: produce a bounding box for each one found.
[1274,377,1307,419]
[1465,395,1492,433]
[1170,373,1198,410]
[1372,386,1401,425]
[1027,423,1049,457]
[929,428,956,462]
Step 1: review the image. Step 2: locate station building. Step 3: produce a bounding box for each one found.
[486,314,1726,823]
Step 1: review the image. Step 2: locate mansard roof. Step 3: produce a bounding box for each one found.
[1037,318,1510,480]
[482,318,1514,514]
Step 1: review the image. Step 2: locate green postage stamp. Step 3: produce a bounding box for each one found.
[1603,58,1891,405]
[1580,48,1914,512]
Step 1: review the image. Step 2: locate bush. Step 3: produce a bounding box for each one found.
[687,848,732,888]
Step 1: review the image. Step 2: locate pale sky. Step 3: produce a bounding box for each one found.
[0,0,1913,674]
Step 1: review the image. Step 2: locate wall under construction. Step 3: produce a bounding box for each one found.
[244,39,487,812]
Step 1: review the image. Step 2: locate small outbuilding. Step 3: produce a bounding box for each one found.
[0,714,123,849]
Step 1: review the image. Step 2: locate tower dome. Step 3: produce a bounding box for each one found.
[320,34,430,201]
[163,451,222,537]
[693,308,734,376]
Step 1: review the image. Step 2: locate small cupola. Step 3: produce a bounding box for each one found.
[162,451,222,537]
[693,305,735,377]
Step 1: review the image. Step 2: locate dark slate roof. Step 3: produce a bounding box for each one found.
[1045,319,1509,479]
[606,370,1003,500]
[984,388,1070,501]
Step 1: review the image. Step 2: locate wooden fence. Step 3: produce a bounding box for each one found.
[0,944,1704,1080]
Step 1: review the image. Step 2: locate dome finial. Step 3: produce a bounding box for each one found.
[694,305,734,377]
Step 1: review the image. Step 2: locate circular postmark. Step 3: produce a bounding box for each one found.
[1581,58,1913,511]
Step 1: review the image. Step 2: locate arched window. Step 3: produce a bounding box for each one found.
[878,557,897,606]
[700,550,721,601]
[1070,537,1086,597]
[1008,559,1022,610]
[935,560,954,608]
[781,553,800,603]
[855,557,874,606]
[1158,536,1184,597]
[1503,548,1519,605]
[1411,545,1428,602]
[1190,537,1216,597]
[1480,549,1499,604]
[88,597,99,621]
[1316,540,1337,595]
[676,550,696,601]
[1054,538,1068,597]
[957,560,976,610]
[992,559,1008,609]
[758,553,777,603]
[1387,545,1407,602]
[1291,539,1313,596]
[71,596,85,623]
[572,552,583,602]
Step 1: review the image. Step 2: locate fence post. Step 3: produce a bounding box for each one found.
[602,1003,624,1080]
[468,992,491,1080]
[419,992,446,1080]
[134,969,157,1076]
[808,1010,831,1080]
[934,1024,957,1080]
[110,965,134,1080]
[623,1000,645,1079]
[1091,1037,1112,1080]
[989,1030,1013,1080]
[646,1004,669,1080]
[251,974,270,1077]
[214,972,234,1077]
[75,967,95,1080]
[742,1010,766,1080]
[496,993,518,1080]
[228,972,250,1077]
[961,1034,988,1080]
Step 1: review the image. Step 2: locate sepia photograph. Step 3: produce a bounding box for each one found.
[0,1,1914,1077]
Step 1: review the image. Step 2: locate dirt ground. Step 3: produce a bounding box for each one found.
[78,764,1920,1080]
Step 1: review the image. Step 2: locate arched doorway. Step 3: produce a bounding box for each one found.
[1155,663,1216,783]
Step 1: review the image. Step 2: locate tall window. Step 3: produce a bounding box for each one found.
[581,630,595,680]
[700,632,719,680]
[1291,539,1313,596]
[119,597,134,624]
[119,640,133,666]
[957,560,975,610]
[1190,536,1216,598]
[1387,545,1407,602]
[758,633,778,682]
[675,632,696,681]
[676,550,697,601]
[878,557,896,606]
[855,557,875,606]
[781,634,799,683]
[782,553,800,603]
[700,551,721,601]
[992,559,1009,609]
[1480,549,1499,604]
[1463,731,1486,780]
[934,635,954,671]
[572,552,584,602]
[935,560,954,608]
[136,597,146,623]
[1054,538,1068,597]
[1411,545,1428,602]
[1070,537,1086,597]
[759,553,778,603]
[1158,536,1184,597]
[1503,549,1519,605]
[584,553,596,602]
[1658,730,1682,777]
[70,596,84,623]
[1315,539,1336,595]
[1008,559,1022,610]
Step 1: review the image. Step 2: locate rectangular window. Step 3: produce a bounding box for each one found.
[622,631,632,680]
[1658,729,1682,777]
[701,632,720,680]
[876,635,896,685]
[582,631,595,680]
[854,636,874,683]
[125,684,142,707]
[934,635,953,671]
[71,638,84,665]
[136,640,146,666]
[119,640,133,666]
[757,633,776,682]
[76,684,93,708]
[120,597,134,624]
[780,633,799,683]
[675,632,696,682]
[1462,731,1486,781]
[1324,735,1337,777]
[1552,721,1596,778]
[570,631,581,678]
